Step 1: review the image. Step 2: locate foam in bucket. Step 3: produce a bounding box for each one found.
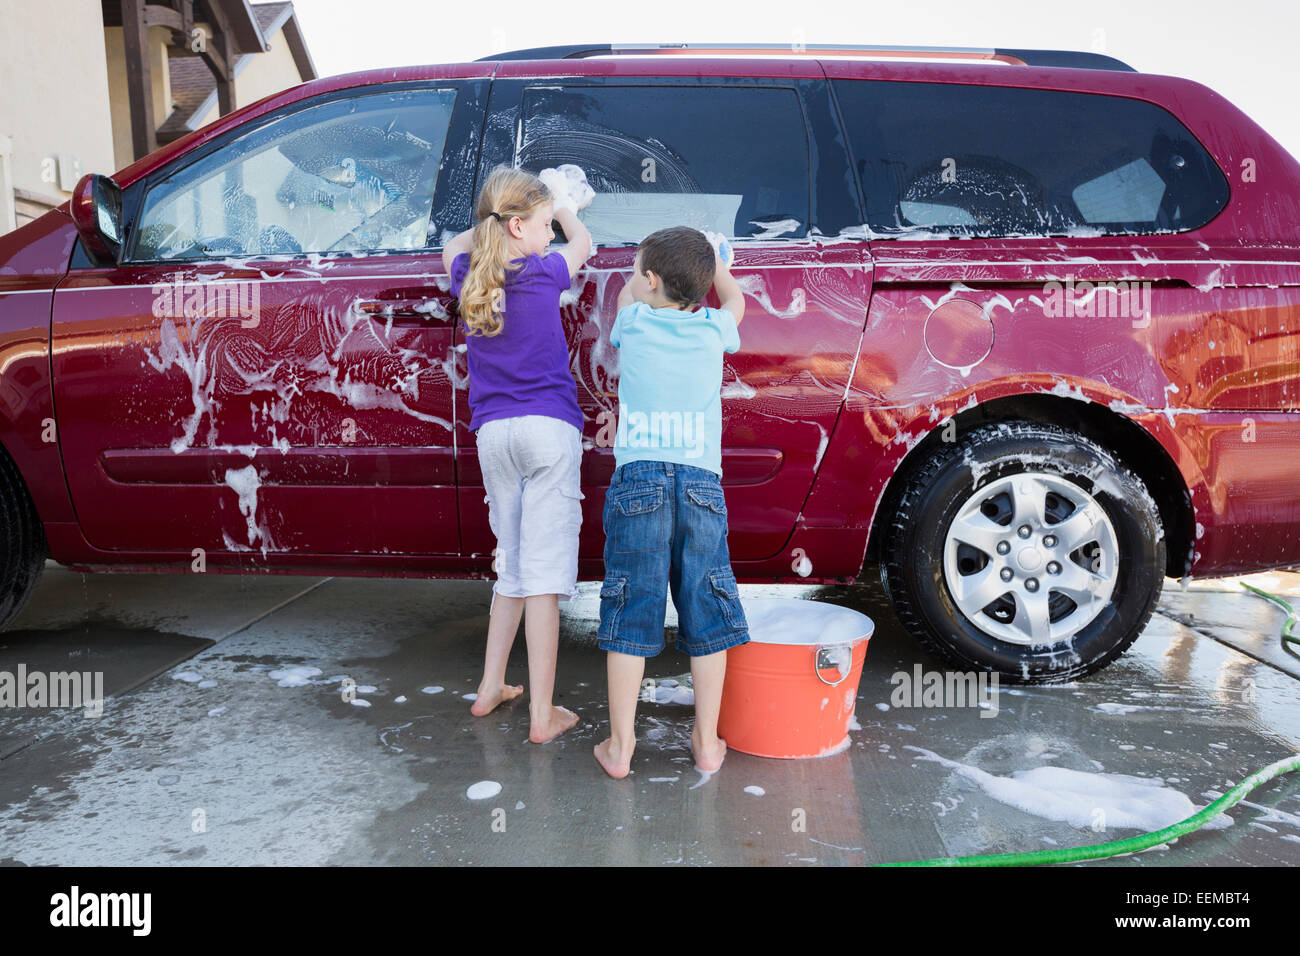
[740,597,873,646]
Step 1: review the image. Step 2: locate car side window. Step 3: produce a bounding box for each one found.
[517,85,810,243]
[129,88,457,261]
[832,79,1230,238]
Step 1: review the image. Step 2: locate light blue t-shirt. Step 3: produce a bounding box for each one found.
[609,300,741,477]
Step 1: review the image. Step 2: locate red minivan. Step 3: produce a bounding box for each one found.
[1,43,1296,682]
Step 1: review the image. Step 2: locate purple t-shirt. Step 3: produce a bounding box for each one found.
[449,251,583,434]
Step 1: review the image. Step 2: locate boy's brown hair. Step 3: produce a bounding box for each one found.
[638,226,715,309]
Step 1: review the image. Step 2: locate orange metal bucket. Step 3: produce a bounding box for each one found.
[718,598,874,759]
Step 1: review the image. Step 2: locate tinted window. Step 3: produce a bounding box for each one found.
[833,80,1229,238]
[130,88,457,260]
[518,85,809,243]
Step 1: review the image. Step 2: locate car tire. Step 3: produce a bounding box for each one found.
[0,448,45,630]
[883,420,1165,683]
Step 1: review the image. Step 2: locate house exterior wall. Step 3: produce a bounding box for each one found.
[0,0,116,228]
[104,24,174,172]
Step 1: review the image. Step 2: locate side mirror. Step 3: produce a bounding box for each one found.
[70,173,124,262]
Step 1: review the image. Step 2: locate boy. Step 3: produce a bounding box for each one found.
[593,226,749,779]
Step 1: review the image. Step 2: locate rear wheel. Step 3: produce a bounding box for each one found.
[884,420,1164,683]
[0,448,46,629]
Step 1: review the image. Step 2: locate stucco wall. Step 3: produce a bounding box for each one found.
[0,0,116,225]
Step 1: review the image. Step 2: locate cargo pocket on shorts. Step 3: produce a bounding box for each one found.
[707,568,746,631]
[597,575,628,643]
[609,483,668,553]
[685,483,728,553]
[482,492,501,568]
[559,486,585,535]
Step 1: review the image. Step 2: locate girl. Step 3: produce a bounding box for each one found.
[442,165,592,744]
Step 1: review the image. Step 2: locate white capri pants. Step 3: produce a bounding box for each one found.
[476,414,584,604]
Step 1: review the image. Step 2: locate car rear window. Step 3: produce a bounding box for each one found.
[517,84,810,243]
[832,79,1229,238]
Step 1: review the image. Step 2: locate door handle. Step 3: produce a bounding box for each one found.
[355,296,455,324]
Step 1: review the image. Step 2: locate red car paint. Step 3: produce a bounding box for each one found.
[0,53,1294,590]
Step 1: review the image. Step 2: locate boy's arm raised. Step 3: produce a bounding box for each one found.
[553,207,592,279]
[616,269,635,311]
[713,254,745,325]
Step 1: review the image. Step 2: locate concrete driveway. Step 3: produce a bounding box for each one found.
[1,562,1298,866]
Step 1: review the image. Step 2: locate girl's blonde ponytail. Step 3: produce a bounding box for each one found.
[459,166,552,337]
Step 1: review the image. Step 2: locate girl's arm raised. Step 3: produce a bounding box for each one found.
[441,227,475,275]
[553,208,592,279]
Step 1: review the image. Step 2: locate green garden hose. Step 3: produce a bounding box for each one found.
[1240,582,1299,648]
[880,580,1300,866]
[880,752,1300,866]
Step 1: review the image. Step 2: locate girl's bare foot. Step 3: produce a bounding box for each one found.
[471,683,523,716]
[594,737,634,778]
[529,704,579,743]
[692,729,727,773]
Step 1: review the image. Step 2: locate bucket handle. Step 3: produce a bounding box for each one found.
[815,644,853,687]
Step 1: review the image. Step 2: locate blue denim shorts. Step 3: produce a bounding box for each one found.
[597,460,750,658]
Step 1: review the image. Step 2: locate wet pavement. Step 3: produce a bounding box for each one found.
[1,561,1298,866]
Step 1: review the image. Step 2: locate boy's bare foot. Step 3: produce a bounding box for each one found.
[470,683,523,716]
[593,737,635,778]
[692,729,727,773]
[529,704,579,743]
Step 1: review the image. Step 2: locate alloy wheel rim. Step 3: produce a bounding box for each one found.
[942,472,1119,646]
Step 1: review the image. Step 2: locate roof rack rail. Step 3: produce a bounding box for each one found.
[477,42,1136,72]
